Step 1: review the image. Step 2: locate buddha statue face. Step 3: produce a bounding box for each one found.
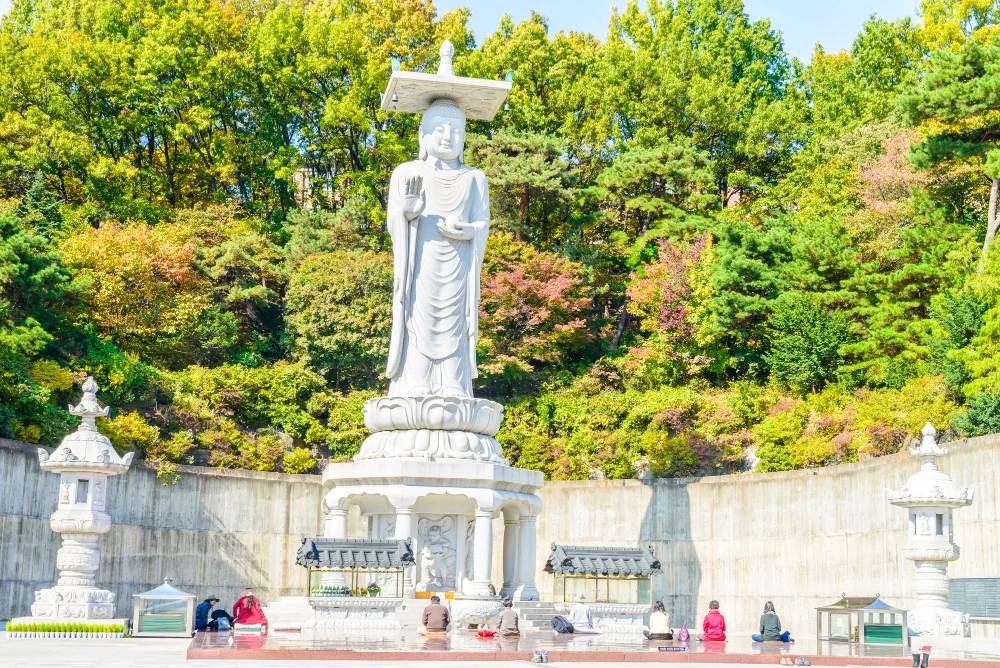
[419,100,466,162]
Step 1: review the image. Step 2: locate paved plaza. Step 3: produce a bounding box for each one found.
[6,630,1000,668]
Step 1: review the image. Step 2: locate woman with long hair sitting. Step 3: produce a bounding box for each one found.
[752,601,792,642]
[644,600,673,640]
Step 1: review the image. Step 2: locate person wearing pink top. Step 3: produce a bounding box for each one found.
[699,600,726,641]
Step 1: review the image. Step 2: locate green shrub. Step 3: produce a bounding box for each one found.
[951,392,1000,437]
[282,446,317,474]
[647,433,699,478]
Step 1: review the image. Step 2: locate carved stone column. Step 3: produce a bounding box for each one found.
[325,508,348,539]
[501,511,520,598]
[23,377,134,626]
[470,509,494,594]
[321,508,350,587]
[394,507,415,597]
[514,515,539,601]
[455,514,469,593]
[887,423,974,637]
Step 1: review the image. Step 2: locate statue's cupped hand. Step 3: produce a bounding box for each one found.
[403,175,426,221]
[437,219,474,241]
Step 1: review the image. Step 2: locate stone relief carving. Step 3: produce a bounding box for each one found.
[464,521,475,584]
[56,545,100,571]
[416,516,456,591]
[94,480,105,506]
[61,481,71,504]
[451,596,503,627]
[50,514,112,533]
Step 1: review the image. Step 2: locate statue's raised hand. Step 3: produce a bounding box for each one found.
[402,175,425,221]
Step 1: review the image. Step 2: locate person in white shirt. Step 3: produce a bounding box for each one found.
[565,593,602,634]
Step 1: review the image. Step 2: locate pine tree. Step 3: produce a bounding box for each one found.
[901,39,1000,259]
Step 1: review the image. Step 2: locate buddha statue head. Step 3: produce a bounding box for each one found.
[419,98,466,164]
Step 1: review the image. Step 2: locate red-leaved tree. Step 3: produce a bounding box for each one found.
[478,233,593,396]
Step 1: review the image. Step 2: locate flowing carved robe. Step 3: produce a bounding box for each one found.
[386,159,490,397]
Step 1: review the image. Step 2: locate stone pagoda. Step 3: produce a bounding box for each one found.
[886,422,974,637]
[13,377,133,629]
[321,42,543,622]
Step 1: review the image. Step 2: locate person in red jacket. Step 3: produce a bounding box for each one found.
[699,600,726,641]
[232,587,268,629]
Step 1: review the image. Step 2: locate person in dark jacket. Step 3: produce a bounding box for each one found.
[194,595,220,631]
[422,595,451,633]
[752,601,792,642]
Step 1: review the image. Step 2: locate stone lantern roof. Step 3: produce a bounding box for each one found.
[36,377,134,475]
[886,423,974,509]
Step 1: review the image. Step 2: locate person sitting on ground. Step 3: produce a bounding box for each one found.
[232,587,268,630]
[752,601,792,643]
[699,600,726,641]
[494,597,520,637]
[566,593,602,634]
[195,594,219,631]
[210,608,234,631]
[487,584,497,596]
[422,595,451,634]
[644,600,672,640]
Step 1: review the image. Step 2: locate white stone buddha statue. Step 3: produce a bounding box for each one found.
[385,98,490,398]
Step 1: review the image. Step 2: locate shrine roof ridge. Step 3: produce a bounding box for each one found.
[544,543,661,577]
[296,537,415,570]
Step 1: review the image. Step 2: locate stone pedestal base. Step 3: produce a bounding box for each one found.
[452,595,503,629]
[29,586,116,621]
[555,603,651,635]
[308,597,403,632]
[909,607,971,637]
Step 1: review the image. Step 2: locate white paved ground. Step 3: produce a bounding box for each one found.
[0,633,824,668]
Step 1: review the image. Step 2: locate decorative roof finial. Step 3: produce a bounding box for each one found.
[68,376,111,424]
[912,421,947,463]
[438,40,455,77]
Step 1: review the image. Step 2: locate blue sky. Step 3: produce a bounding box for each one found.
[437,0,922,62]
[0,0,921,63]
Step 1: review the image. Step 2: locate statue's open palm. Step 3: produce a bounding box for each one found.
[403,175,425,221]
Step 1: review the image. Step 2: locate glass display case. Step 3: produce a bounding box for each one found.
[553,574,652,604]
[816,596,909,647]
[131,578,196,637]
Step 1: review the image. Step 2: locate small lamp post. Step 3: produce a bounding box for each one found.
[12,377,134,632]
[886,423,974,637]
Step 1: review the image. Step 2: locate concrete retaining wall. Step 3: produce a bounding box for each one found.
[534,433,1000,636]
[2,434,999,636]
[0,439,321,620]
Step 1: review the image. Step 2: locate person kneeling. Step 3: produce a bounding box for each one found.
[421,595,451,634]
[564,594,602,634]
[643,601,673,640]
[752,601,792,643]
[494,597,520,637]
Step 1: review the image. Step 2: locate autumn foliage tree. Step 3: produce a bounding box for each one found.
[477,233,593,395]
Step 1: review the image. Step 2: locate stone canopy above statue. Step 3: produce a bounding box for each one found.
[380,40,511,120]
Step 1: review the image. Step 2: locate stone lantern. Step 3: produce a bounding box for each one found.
[886,423,974,637]
[13,377,134,628]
